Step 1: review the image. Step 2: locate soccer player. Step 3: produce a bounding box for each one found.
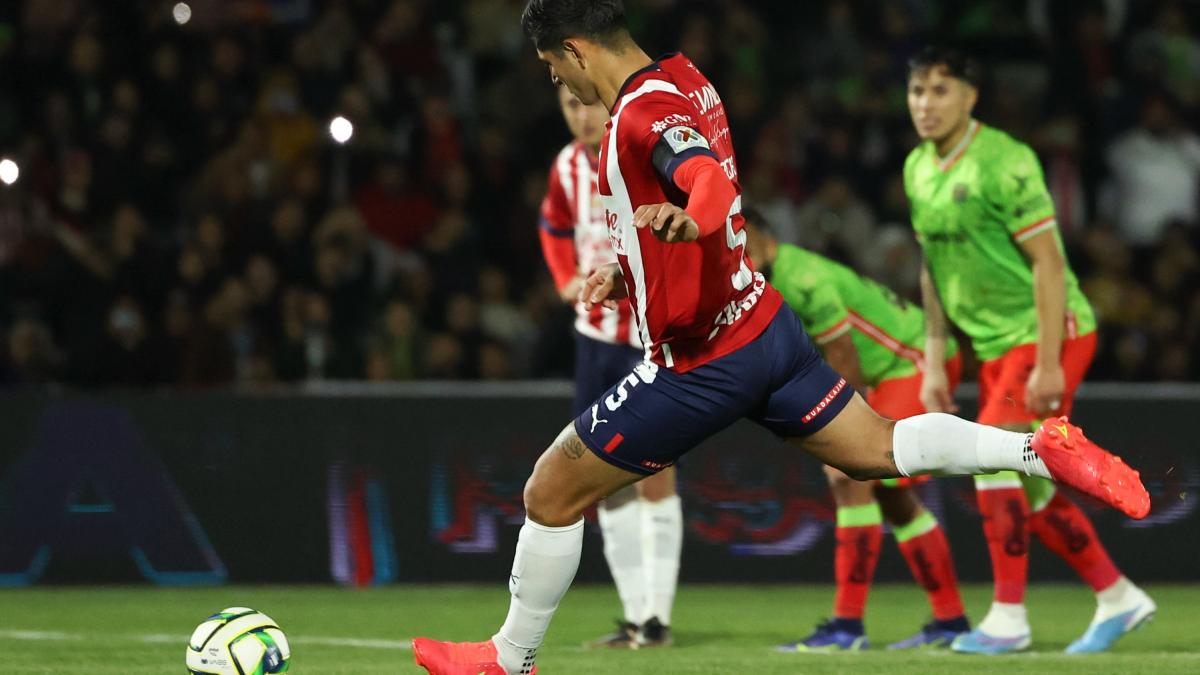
[412,6,1147,674]
[539,83,680,648]
[904,46,1156,654]
[741,208,970,651]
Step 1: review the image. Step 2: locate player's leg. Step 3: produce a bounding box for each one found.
[863,370,968,649]
[414,423,640,675]
[876,482,971,649]
[592,484,644,647]
[758,311,1146,516]
[632,466,680,647]
[779,466,878,653]
[580,338,652,648]
[415,356,757,674]
[1024,475,1156,653]
[1019,333,1154,652]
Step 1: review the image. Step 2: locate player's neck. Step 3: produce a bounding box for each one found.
[599,48,655,112]
[934,118,975,159]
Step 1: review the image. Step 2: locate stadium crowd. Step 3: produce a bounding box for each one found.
[0,0,1197,387]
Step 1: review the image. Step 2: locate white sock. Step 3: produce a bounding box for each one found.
[1097,575,1132,605]
[977,601,1030,637]
[494,518,583,674]
[641,495,683,626]
[598,500,647,624]
[892,413,1049,478]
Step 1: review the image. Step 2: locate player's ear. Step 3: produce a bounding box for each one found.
[562,39,586,70]
[964,84,979,111]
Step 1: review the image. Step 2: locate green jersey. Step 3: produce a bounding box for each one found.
[770,244,957,387]
[905,120,1095,360]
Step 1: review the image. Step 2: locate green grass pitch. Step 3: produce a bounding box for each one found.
[1,583,1197,674]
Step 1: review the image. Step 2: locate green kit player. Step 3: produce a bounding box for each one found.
[743,208,971,652]
[904,45,1155,655]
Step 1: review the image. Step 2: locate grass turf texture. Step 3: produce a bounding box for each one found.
[0,584,1196,674]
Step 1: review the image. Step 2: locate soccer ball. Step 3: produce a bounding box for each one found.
[185,607,291,674]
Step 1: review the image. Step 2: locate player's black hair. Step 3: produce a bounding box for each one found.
[908,45,982,87]
[740,205,769,232]
[521,0,631,53]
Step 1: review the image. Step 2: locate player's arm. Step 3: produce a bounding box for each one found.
[819,332,867,394]
[919,261,958,413]
[633,155,736,243]
[580,263,627,311]
[537,165,583,302]
[1001,145,1065,416]
[629,101,736,244]
[1020,230,1066,415]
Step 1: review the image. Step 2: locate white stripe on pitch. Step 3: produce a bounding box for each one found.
[0,629,412,650]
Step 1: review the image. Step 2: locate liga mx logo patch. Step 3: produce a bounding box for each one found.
[664,126,710,154]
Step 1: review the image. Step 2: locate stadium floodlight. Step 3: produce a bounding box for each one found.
[173,3,192,26]
[0,158,18,186]
[329,116,354,144]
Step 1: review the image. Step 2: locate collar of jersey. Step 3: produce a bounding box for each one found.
[936,119,981,172]
[613,52,676,107]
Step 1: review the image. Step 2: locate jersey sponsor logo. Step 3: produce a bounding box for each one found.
[663,125,709,154]
[687,83,722,114]
[802,377,848,423]
[720,156,737,180]
[604,208,626,254]
[708,272,768,339]
[650,114,694,134]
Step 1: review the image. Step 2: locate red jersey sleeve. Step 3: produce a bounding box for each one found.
[538,162,578,292]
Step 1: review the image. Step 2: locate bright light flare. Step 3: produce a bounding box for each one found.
[0,158,18,185]
[173,3,192,25]
[329,116,354,144]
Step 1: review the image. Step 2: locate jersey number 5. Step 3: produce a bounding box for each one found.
[725,201,753,291]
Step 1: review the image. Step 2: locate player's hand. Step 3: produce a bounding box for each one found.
[560,275,585,303]
[633,203,700,243]
[579,263,627,311]
[1026,362,1066,416]
[920,366,959,413]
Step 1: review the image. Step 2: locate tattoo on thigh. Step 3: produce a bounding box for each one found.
[558,431,588,460]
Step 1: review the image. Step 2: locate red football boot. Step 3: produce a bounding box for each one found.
[1030,417,1150,519]
[412,637,537,675]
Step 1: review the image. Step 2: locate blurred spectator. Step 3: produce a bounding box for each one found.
[0,0,1196,386]
[1103,93,1200,246]
[2,318,63,384]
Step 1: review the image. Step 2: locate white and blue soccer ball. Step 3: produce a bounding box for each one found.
[186,607,291,674]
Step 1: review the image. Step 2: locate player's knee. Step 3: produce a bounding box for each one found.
[523,476,576,527]
[823,464,854,487]
[636,467,677,501]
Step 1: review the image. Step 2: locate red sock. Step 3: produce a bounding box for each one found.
[896,513,965,621]
[1031,492,1121,591]
[975,483,1029,604]
[833,504,883,619]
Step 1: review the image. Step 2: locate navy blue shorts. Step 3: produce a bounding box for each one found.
[574,307,854,475]
[573,334,645,416]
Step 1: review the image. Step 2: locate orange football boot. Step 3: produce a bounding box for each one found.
[412,637,537,675]
[1030,417,1150,519]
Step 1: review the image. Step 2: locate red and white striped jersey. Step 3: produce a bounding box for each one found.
[597,53,782,372]
[539,141,640,347]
